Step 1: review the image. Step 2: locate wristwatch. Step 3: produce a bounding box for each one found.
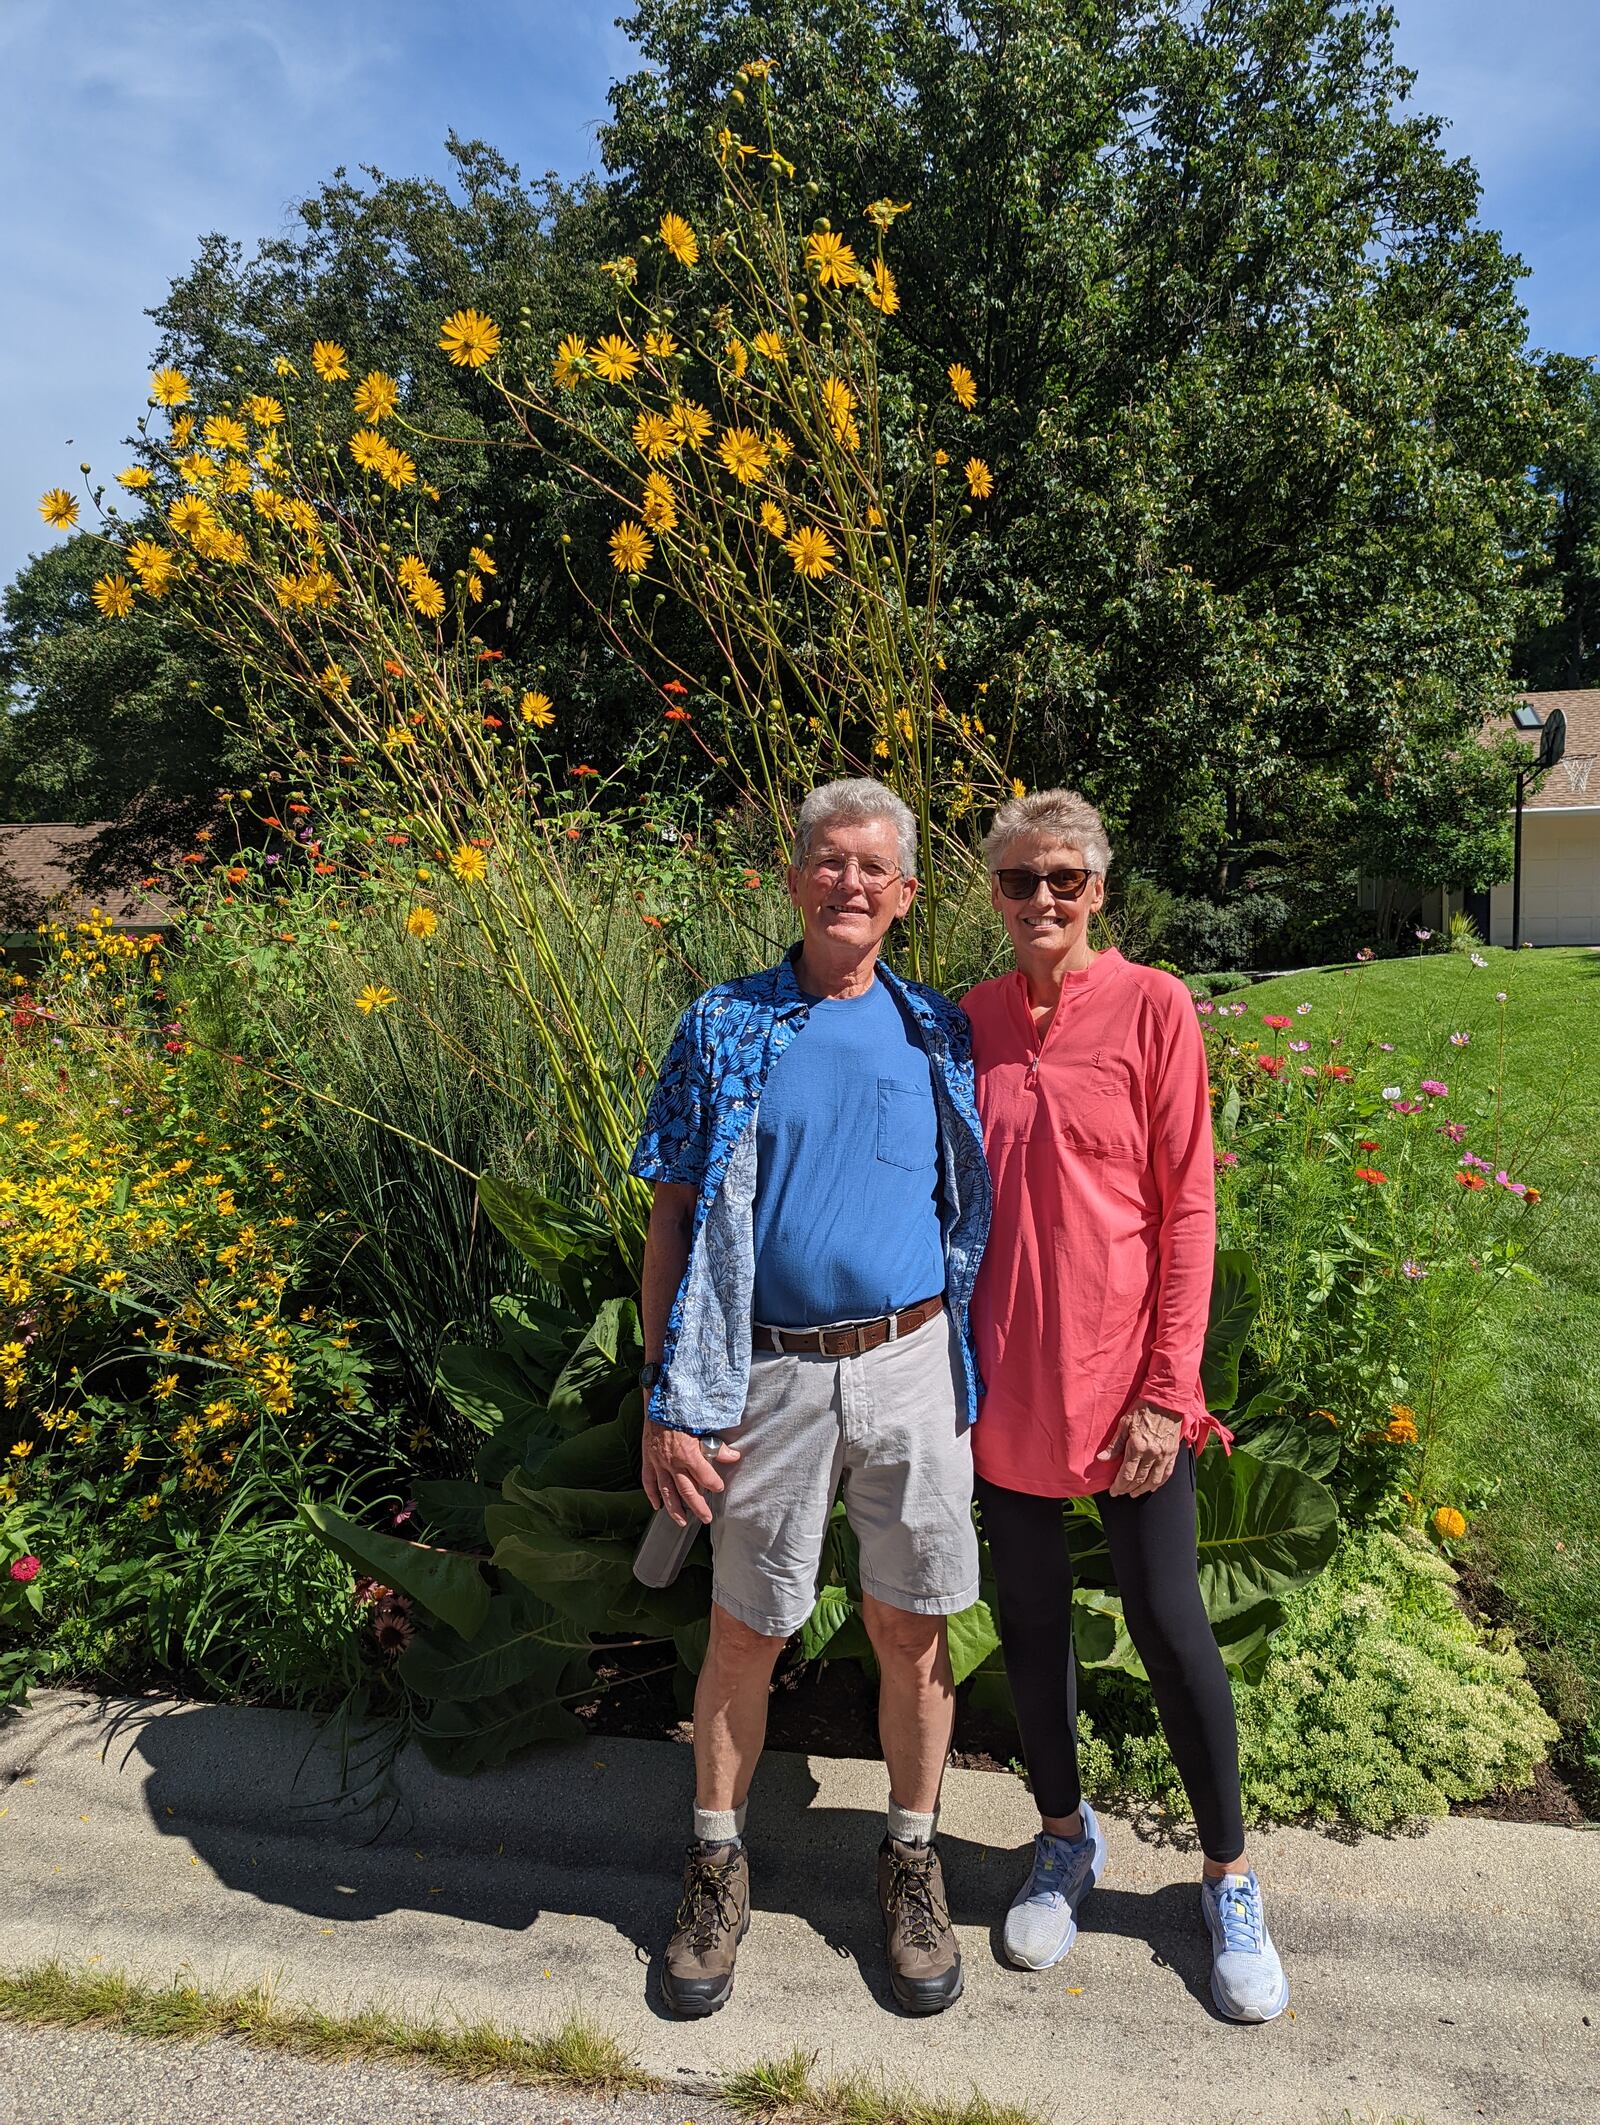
[638,1360,665,1391]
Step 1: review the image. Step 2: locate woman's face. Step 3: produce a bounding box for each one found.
[990,833,1105,961]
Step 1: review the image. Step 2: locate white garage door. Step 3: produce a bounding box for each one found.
[1492,810,1600,946]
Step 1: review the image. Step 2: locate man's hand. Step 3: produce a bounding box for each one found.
[642,1422,742,1527]
[1097,1400,1184,1498]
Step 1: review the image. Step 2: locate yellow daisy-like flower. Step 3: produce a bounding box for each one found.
[381,726,417,753]
[865,197,912,229]
[376,440,417,490]
[349,427,386,471]
[405,907,438,940]
[873,739,890,758]
[640,471,678,531]
[552,331,588,389]
[318,661,351,697]
[311,340,350,381]
[354,983,397,1015]
[948,361,978,409]
[740,56,774,79]
[353,370,400,423]
[469,545,496,576]
[753,329,786,362]
[201,526,249,565]
[439,308,501,368]
[866,259,899,315]
[645,326,680,359]
[1011,777,1027,799]
[658,211,699,267]
[725,337,749,379]
[964,456,994,499]
[251,487,284,521]
[92,574,135,619]
[221,459,252,493]
[805,230,860,287]
[243,393,284,427]
[784,524,837,580]
[600,254,638,284]
[609,520,654,576]
[168,412,195,448]
[203,414,249,454]
[668,398,713,450]
[519,689,555,729]
[404,570,445,621]
[178,450,220,486]
[127,537,174,586]
[820,375,856,427]
[9,1440,34,1460]
[450,844,489,884]
[150,366,191,407]
[632,409,677,461]
[717,424,770,485]
[769,430,793,462]
[168,496,217,543]
[116,465,153,489]
[591,333,641,385]
[466,572,484,602]
[760,501,787,537]
[38,488,78,530]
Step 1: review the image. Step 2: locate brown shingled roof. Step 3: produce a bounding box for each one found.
[1504,690,1600,810]
[0,823,172,933]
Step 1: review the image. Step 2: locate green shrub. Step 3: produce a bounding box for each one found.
[1091,1529,1557,1831]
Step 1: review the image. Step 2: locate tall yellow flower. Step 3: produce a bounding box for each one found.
[645,326,681,359]
[353,370,400,423]
[168,496,217,543]
[609,521,654,576]
[149,366,191,407]
[92,574,134,619]
[450,844,489,883]
[349,427,386,471]
[753,329,786,362]
[405,907,438,940]
[243,393,284,427]
[202,414,249,454]
[439,309,501,367]
[38,489,78,530]
[116,465,153,489]
[784,524,837,579]
[805,230,860,287]
[725,337,749,379]
[519,690,555,728]
[866,259,899,314]
[469,545,496,576]
[127,538,174,590]
[401,565,445,620]
[632,409,677,461]
[717,425,770,485]
[948,361,978,410]
[354,984,397,1014]
[591,333,641,384]
[311,340,350,381]
[178,451,220,486]
[668,398,713,450]
[759,501,787,537]
[658,211,699,267]
[964,456,994,499]
[553,331,588,388]
[376,441,417,490]
[168,413,195,449]
[641,472,678,531]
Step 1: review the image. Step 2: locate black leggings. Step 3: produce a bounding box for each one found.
[975,1452,1245,1863]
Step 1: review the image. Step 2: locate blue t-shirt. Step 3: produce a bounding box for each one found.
[751,976,945,1328]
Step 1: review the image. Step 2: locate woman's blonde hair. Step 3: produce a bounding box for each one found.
[983,789,1112,875]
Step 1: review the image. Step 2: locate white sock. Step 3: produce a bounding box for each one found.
[887,1797,938,1846]
[693,1799,748,1847]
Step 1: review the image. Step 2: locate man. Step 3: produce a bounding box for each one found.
[631,778,990,2018]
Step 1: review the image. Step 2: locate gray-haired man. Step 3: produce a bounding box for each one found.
[630,779,991,2016]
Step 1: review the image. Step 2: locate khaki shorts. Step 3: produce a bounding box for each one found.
[709,1307,980,1640]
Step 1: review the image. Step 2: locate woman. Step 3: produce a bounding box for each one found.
[963,788,1288,2023]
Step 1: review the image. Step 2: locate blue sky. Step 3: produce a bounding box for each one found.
[4,1,1597,594]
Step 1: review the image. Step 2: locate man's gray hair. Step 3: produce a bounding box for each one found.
[794,778,918,878]
[982,788,1112,875]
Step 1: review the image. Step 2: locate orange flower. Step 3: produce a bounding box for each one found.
[571,764,598,778]
[664,706,690,723]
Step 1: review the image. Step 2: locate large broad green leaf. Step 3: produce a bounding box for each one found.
[673,1616,711,1675]
[1072,1589,1145,1676]
[1201,1250,1262,1413]
[397,1582,589,1701]
[544,1299,642,1430]
[436,1345,547,1435]
[492,1535,710,1631]
[1235,1406,1341,1481]
[1194,1447,1338,1619]
[416,1670,588,1775]
[411,1478,494,1548]
[946,1599,1001,1685]
[1210,1596,1285,1684]
[298,1499,489,1641]
[800,1583,854,1662]
[513,1481,652,1545]
[476,1179,632,1312]
[490,1292,578,1397]
[526,1412,638,1492]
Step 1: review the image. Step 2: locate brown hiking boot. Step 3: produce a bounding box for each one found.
[877,1835,963,2014]
[662,1841,750,2017]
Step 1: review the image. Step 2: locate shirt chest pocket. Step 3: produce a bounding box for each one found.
[1053,1049,1144,1159]
[877,1077,937,1172]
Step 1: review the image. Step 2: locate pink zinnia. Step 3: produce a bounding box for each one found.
[9,1555,40,1584]
[1419,1080,1448,1098]
[1262,1014,1292,1031]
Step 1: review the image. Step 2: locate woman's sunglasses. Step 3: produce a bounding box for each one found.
[994,866,1093,902]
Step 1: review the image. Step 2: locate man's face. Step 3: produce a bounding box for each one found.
[990,833,1105,958]
[788,816,917,956]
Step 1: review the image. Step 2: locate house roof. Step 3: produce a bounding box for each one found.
[0,823,171,933]
[1502,690,1600,810]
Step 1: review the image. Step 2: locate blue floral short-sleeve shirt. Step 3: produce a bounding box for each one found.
[631,948,991,1436]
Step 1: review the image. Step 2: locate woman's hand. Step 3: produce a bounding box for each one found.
[642,1423,742,1526]
[1098,1400,1184,1497]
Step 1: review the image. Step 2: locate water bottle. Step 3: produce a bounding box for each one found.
[632,1438,722,1588]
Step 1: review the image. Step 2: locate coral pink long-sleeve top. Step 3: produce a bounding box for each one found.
[963,948,1229,1498]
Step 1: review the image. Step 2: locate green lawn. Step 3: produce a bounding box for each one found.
[1244,945,1600,1803]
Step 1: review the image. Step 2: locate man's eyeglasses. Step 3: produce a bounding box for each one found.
[994,865,1093,902]
[807,853,903,893]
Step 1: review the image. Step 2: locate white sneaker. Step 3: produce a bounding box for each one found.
[1200,1870,1289,2022]
[1002,1803,1107,1970]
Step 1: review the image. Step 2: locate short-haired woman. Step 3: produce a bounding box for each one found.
[963,789,1288,2021]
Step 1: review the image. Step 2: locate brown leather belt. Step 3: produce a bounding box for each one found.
[752,1293,944,1359]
